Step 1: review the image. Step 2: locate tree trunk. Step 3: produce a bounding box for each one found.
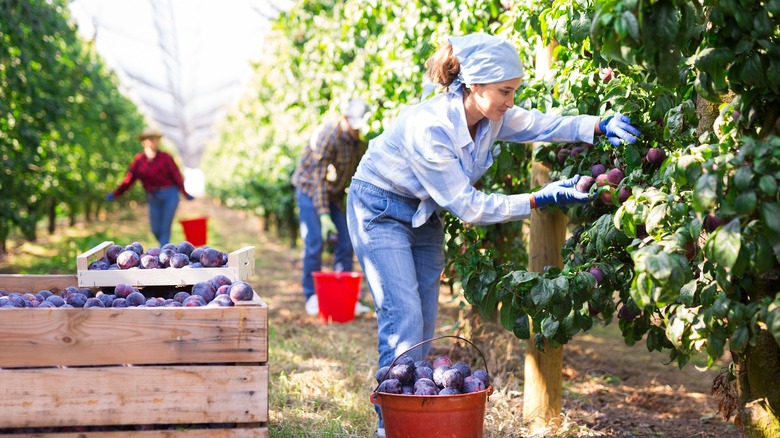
[736,271,780,437]
[48,198,56,235]
[523,38,565,431]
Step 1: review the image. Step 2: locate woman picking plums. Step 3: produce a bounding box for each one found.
[346,32,641,437]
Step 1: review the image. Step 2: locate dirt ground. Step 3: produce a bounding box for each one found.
[1,198,741,437]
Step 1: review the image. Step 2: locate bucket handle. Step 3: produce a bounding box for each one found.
[372,335,491,394]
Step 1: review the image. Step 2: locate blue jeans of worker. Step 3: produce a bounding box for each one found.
[296,188,354,300]
[346,179,445,429]
[147,186,179,247]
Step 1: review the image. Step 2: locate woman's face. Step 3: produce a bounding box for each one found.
[470,77,522,121]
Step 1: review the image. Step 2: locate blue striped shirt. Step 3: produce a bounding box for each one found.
[353,89,599,227]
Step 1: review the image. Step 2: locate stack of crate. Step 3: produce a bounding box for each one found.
[0,241,268,437]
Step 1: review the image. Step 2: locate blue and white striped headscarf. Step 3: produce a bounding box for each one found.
[448,33,524,93]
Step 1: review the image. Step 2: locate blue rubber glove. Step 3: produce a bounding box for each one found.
[319,213,337,241]
[105,193,115,201]
[599,113,641,146]
[532,175,593,208]
[185,194,194,201]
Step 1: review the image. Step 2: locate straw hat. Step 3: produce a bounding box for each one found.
[137,128,163,140]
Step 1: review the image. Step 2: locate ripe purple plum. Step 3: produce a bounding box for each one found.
[117,250,140,269]
[432,356,453,368]
[433,365,451,388]
[114,283,135,299]
[106,244,123,263]
[575,175,596,193]
[451,362,471,378]
[618,186,631,203]
[591,163,607,178]
[125,291,146,307]
[208,274,233,290]
[389,364,414,385]
[112,298,128,308]
[191,281,216,303]
[606,168,625,186]
[589,267,605,284]
[37,301,56,308]
[618,305,638,321]
[189,247,205,263]
[200,248,223,267]
[183,295,206,306]
[169,253,190,268]
[161,243,177,252]
[441,368,464,389]
[215,284,230,296]
[413,378,437,392]
[414,366,434,382]
[472,369,490,387]
[145,298,161,307]
[415,359,432,370]
[414,385,438,396]
[376,366,391,383]
[463,375,487,393]
[557,148,571,165]
[439,387,462,395]
[377,378,403,394]
[173,291,190,303]
[394,353,415,368]
[176,241,195,257]
[207,295,234,307]
[646,147,666,166]
[228,281,254,303]
[84,297,105,308]
[46,295,66,307]
[88,260,109,270]
[66,293,88,308]
[126,242,144,255]
[97,294,114,307]
[139,254,160,269]
[159,249,175,267]
[704,213,727,232]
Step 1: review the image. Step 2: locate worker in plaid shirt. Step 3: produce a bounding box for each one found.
[292,99,372,316]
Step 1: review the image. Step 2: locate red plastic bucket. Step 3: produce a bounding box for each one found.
[370,335,493,438]
[312,271,363,323]
[179,217,208,246]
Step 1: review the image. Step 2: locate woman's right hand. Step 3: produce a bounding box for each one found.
[531,175,593,208]
[105,193,115,201]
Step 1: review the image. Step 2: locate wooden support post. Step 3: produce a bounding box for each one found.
[523,38,565,431]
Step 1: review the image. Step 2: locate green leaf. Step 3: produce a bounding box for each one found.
[653,2,680,48]
[679,279,697,306]
[758,175,777,196]
[713,219,742,270]
[733,166,753,191]
[762,202,780,233]
[693,173,717,212]
[646,203,667,233]
[513,314,531,339]
[542,317,560,338]
[530,279,554,308]
[734,191,757,216]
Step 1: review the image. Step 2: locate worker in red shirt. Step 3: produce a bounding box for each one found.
[106,128,194,246]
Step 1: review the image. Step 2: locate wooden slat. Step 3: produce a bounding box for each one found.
[0,428,268,438]
[0,274,80,294]
[0,301,268,367]
[0,365,269,428]
[76,245,256,287]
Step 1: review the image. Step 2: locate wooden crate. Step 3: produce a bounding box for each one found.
[77,241,255,288]
[0,275,269,437]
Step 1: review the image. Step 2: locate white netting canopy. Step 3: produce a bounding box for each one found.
[70,0,292,192]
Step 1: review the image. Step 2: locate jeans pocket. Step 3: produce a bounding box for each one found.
[362,190,390,231]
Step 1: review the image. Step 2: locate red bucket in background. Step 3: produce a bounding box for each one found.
[312,271,363,323]
[179,217,208,246]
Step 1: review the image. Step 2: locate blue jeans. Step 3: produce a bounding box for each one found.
[296,188,354,300]
[346,179,445,365]
[147,186,179,247]
[347,179,445,430]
